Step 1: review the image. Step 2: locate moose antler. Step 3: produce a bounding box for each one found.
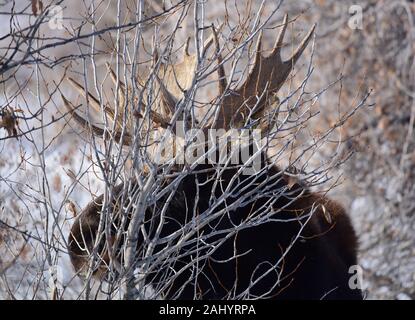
[61,36,214,146]
[212,14,315,130]
[153,36,214,117]
[62,15,314,149]
[62,68,131,144]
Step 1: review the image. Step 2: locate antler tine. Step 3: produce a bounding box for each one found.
[105,62,135,131]
[254,30,264,60]
[106,62,127,101]
[67,78,102,114]
[153,47,159,67]
[155,75,177,116]
[244,30,263,89]
[214,16,315,130]
[152,34,215,118]
[61,93,132,145]
[201,34,214,57]
[61,93,104,136]
[183,37,191,56]
[212,25,228,95]
[66,77,116,122]
[271,13,288,59]
[285,23,316,66]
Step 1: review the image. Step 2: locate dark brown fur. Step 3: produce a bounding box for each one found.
[68,153,362,300]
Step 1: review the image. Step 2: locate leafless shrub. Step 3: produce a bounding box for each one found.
[0,0,380,300]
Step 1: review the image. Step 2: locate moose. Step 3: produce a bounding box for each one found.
[63,15,362,300]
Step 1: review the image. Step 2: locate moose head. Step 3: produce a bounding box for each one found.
[63,15,362,300]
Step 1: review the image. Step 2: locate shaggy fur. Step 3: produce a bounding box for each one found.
[68,153,362,300]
